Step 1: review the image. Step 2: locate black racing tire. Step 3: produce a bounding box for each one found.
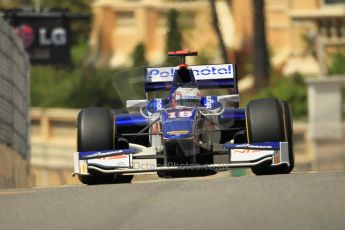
[246,98,294,175]
[77,107,115,185]
[78,174,133,185]
[77,107,114,152]
[78,171,115,185]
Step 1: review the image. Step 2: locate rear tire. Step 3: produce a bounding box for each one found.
[246,98,294,175]
[77,107,128,185]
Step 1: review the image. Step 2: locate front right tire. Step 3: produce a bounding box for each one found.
[246,98,294,175]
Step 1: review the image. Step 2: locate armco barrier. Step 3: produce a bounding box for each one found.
[0,17,33,188]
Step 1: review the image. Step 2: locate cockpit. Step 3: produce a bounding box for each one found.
[170,65,197,95]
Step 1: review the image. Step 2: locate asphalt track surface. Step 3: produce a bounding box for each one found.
[1,171,345,230]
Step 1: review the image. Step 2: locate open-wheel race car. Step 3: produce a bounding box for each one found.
[73,50,294,185]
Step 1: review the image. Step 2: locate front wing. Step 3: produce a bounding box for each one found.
[72,142,291,176]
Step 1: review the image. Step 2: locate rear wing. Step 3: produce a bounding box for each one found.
[144,64,238,93]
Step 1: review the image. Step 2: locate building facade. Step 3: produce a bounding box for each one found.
[264,0,345,74]
[89,0,235,67]
[89,0,345,74]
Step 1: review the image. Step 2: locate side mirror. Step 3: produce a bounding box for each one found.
[126,99,148,109]
[217,94,240,105]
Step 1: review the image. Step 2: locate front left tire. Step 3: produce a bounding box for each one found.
[77,107,133,185]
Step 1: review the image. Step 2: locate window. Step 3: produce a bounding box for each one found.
[324,0,345,5]
[116,11,135,27]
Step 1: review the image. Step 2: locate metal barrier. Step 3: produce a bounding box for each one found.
[0,17,30,159]
[0,18,32,188]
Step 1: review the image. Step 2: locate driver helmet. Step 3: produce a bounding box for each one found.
[171,87,201,108]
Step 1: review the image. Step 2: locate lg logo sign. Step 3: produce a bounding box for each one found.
[13,16,72,64]
[15,25,68,47]
[39,27,67,46]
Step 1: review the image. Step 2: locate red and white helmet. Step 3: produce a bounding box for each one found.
[171,87,201,108]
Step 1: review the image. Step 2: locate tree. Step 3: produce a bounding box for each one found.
[329,51,345,75]
[131,43,148,67]
[252,0,270,90]
[225,0,232,9]
[209,0,228,63]
[166,9,183,66]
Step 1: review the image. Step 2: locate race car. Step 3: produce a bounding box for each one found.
[73,50,294,185]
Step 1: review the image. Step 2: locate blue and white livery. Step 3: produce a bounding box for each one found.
[73,50,294,184]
